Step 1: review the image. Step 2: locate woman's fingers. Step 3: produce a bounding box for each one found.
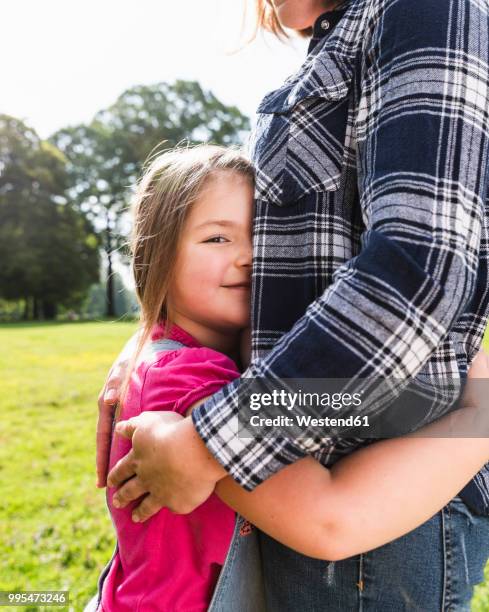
[112,476,147,509]
[107,449,137,489]
[115,417,139,439]
[132,495,165,523]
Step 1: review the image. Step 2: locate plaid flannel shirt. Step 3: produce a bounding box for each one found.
[192,0,489,514]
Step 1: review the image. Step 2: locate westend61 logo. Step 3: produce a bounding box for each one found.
[236,376,487,440]
[249,390,363,412]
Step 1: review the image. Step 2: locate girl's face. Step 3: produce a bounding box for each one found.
[271,0,339,30]
[168,171,253,351]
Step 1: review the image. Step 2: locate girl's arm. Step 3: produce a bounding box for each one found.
[188,352,489,560]
[97,329,142,487]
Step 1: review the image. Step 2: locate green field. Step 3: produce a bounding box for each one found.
[0,321,136,611]
[0,321,488,611]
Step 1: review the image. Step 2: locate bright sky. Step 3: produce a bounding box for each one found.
[2,0,308,139]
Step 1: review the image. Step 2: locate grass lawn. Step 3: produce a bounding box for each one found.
[0,321,488,611]
[0,321,136,611]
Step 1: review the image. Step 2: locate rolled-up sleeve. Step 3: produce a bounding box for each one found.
[192,0,489,490]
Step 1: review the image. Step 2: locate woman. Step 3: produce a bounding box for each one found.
[100,0,489,609]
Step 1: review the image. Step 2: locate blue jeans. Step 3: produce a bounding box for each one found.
[209,496,489,611]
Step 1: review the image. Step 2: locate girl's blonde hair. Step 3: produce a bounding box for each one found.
[254,0,313,39]
[253,0,343,40]
[116,144,254,416]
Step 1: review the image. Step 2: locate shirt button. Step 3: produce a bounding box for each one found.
[321,19,330,30]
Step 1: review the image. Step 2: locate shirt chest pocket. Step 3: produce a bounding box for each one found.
[250,50,354,206]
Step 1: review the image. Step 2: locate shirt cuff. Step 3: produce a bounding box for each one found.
[191,380,308,491]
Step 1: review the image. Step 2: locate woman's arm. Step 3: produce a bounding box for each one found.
[189,351,489,560]
[217,415,488,561]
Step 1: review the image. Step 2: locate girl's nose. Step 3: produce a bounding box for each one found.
[236,241,252,267]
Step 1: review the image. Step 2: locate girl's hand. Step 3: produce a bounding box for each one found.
[460,347,489,409]
[96,330,142,487]
[467,347,489,378]
[96,358,129,487]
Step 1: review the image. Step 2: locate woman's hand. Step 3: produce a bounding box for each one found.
[108,411,184,517]
[107,413,227,520]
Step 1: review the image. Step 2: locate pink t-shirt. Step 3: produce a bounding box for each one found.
[99,322,239,612]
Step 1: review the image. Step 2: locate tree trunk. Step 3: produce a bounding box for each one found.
[33,297,41,320]
[23,297,30,321]
[43,301,57,320]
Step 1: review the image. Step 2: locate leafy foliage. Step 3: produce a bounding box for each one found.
[0,115,100,319]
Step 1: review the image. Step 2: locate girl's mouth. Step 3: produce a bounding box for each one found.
[223,284,251,290]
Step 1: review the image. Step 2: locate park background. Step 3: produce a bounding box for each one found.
[1,1,488,610]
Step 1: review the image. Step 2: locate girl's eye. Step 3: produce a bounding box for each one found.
[204,236,229,244]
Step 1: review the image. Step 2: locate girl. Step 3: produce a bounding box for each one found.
[95,145,254,611]
[92,144,489,611]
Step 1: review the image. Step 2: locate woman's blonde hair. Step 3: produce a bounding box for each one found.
[116,144,254,417]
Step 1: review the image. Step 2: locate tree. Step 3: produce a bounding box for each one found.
[51,80,250,316]
[0,115,100,319]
